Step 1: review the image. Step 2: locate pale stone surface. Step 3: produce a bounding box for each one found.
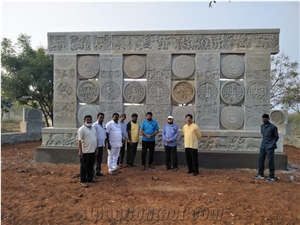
[44,29,283,153]
[23,108,43,122]
[20,122,45,133]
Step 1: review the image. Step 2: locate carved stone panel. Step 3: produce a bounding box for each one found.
[172,81,195,104]
[55,81,76,103]
[195,53,220,81]
[220,81,245,105]
[24,108,43,122]
[245,104,270,131]
[221,55,245,79]
[196,81,219,104]
[245,70,270,81]
[100,54,122,71]
[55,55,76,70]
[147,104,171,128]
[124,55,146,78]
[54,114,77,128]
[196,103,219,130]
[147,54,171,70]
[123,81,146,103]
[70,35,91,52]
[220,106,244,130]
[77,105,100,126]
[172,55,195,79]
[146,81,171,105]
[92,35,111,51]
[78,55,100,79]
[100,81,121,102]
[270,110,286,124]
[124,106,146,125]
[99,102,123,124]
[246,80,269,104]
[246,53,270,70]
[172,106,195,129]
[77,81,99,103]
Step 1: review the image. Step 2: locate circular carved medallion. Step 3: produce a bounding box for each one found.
[247,81,269,104]
[147,81,170,104]
[77,81,99,103]
[101,81,121,101]
[172,82,195,104]
[270,110,285,124]
[56,81,74,102]
[124,55,146,78]
[78,56,100,78]
[221,55,244,79]
[123,82,146,103]
[172,55,195,79]
[221,81,245,105]
[221,107,244,130]
[196,82,218,103]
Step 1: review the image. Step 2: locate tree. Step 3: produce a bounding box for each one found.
[1,34,54,126]
[270,53,299,113]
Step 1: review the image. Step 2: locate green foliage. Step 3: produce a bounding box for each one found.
[288,113,300,135]
[270,53,299,113]
[1,34,53,126]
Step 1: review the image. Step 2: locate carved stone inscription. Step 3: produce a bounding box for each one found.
[172,82,194,104]
[221,81,245,105]
[147,81,170,104]
[123,82,146,103]
[77,81,99,103]
[196,82,218,103]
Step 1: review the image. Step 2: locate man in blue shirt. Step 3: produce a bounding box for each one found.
[162,116,179,171]
[254,114,279,182]
[140,112,159,170]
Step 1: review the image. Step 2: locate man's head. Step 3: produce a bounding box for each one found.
[185,114,193,124]
[97,112,104,123]
[112,113,119,123]
[167,116,174,124]
[146,112,153,121]
[262,114,270,124]
[119,113,126,122]
[84,115,93,127]
[131,113,138,123]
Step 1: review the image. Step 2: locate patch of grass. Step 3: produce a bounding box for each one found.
[1,115,22,133]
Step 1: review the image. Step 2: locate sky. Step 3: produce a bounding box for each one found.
[1,0,300,63]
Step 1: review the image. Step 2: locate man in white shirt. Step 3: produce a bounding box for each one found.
[77,115,98,187]
[92,112,106,177]
[106,113,123,175]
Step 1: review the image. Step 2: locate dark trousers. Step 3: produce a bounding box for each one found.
[185,148,199,173]
[80,153,95,183]
[117,142,126,165]
[165,146,178,169]
[258,146,275,178]
[126,142,138,165]
[142,141,155,166]
[95,147,104,174]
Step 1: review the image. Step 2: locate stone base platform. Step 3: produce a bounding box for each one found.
[35,147,287,170]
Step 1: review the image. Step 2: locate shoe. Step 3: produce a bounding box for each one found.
[125,164,131,167]
[253,175,265,180]
[109,170,118,175]
[118,164,124,169]
[115,169,121,174]
[149,165,155,169]
[130,164,138,167]
[266,178,275,182]
[173,168,178,171]
[80,182,88,188]
[193,172,199,176]
[88,178,98,183]
[96,172,104,176]
[141,165,146,170]
[187,171,193,174]
[166,167,171,171]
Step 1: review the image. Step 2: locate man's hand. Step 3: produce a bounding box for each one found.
[95,148,99,156]
[78,151,83,158]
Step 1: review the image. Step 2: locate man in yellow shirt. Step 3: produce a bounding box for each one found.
[182,114,202,176]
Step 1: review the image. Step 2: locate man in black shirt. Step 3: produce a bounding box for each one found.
[253,114,279,182]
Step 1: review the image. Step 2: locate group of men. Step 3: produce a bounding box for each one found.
[77,112,279,188]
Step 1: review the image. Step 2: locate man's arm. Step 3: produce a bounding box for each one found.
[273,125,279,142]
[195,125,202,140]
[78,140,83,157]
[106,132,111,150]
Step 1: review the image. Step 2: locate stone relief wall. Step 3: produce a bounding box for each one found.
[45,30,281,151]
